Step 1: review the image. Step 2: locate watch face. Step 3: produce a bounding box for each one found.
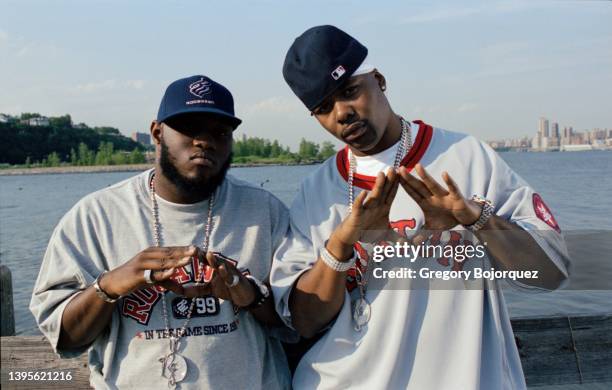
[260,283,270,298]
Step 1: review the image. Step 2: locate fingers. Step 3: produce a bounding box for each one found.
[205,251,218,268]
[415,164,448,197]
[363,172,386,208]
[384,169,400,205]
[140,246,196,270]
[398,166,423,202]
[150,267,176,283]
[352,189,369,214]
[441,171,463,197]
[398,166,433,199]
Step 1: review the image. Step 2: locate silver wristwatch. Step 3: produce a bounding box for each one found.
[93,271,119,303]
[244,275,270,310]
[464,195,494,232]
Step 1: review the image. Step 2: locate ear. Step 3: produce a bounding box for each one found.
[373,70,387,91]
[150,121,162,145]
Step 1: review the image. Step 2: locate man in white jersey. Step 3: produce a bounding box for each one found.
[271,25,571,389]
[30,75,291,389]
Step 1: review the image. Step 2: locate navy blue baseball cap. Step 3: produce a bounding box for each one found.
[283,25,368,111]
[157,75,242,129]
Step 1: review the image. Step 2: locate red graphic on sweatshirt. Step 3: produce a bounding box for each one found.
[430,231,468,271]
[121,252,237,325]
[533,193,561,232]
[390,219,417,238]
[346,242,370,292]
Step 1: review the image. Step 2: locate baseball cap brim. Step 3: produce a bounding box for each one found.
[159,107,242,129]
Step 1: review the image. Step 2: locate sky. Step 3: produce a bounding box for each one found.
[1,0,610,150]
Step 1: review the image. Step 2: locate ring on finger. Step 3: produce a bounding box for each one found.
[225,274,240,288]
[143,269,154,284]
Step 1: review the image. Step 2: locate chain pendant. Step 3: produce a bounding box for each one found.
[150,173,215,384]
[348,117,411,331]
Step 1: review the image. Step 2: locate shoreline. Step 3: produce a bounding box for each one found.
[0,161,322,176]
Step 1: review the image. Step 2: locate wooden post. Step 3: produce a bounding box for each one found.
[0,265,15,336]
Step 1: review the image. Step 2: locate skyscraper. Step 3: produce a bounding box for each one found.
[551,122,559,138]
[538,117,550,137]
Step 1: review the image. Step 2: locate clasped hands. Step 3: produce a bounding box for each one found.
[333,163,484,247]
[98,247,256,307]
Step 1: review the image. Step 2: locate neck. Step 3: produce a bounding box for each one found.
[350,113,403,157]
[152,167,212,204]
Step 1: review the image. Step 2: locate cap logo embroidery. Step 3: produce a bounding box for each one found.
[331,65,346,80]
[188,77,212,98]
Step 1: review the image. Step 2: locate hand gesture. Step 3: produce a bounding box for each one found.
[99,246,197,298]
[334,169,400,245]
[181,252,256,308]
[398,164,481,232]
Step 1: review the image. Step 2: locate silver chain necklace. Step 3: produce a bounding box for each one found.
[149,173,215,388]
[348,117,412,331]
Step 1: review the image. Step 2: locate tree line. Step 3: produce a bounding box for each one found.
[1,113,339,167]
[232,137,336,163]
[0,113,144,165]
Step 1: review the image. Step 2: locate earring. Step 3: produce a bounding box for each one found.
[381,85,386,91]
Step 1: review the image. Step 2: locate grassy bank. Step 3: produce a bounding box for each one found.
[0,159,323,176]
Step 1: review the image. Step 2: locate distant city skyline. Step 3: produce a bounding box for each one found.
[488,116,611,151]
[1,0,611,150]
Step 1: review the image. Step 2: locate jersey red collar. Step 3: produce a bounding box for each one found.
[336,120,433,190]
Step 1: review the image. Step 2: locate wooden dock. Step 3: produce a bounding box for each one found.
[0,314,610,389]
[1,265,611,388]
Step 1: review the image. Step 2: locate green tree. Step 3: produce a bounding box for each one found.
[20,112,42,120]
[47,152,61,167]
[129,148,145,164]
[318,141,336,160]
[299,138,319,159]
[49,114,72,128]
[270,140,282,158]
[112,152,128,165]
[70,148,78,165]
[95,142,114,165]
[77,142,94,166]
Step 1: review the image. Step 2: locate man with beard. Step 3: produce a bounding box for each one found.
[271,26,571,389]
[30,75,291,389]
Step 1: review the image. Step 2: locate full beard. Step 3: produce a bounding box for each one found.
[159,141,231,200]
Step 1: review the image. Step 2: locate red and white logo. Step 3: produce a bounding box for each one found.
[331,65,346,80]
[533,193,561,232]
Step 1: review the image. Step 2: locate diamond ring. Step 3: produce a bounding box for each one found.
[144,269,154,284]
[225,274,240,288]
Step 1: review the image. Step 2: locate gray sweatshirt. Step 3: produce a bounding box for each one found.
[30,170,291,389]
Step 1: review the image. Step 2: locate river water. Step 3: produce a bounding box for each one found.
[1,151,611,334]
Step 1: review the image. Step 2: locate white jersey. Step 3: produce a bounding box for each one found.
[270,121,570,390]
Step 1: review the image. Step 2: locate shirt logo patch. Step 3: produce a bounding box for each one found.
[188,77,212,98]
[533,193,561,232]
[331,65,346,80]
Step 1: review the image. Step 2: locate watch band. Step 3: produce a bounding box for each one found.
[464,195,494,232]
[320,242,357,272]
[244,275,270,310]
[93,271,119,303]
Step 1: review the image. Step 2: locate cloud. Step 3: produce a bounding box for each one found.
[0,29,8,45]
[400,1,550,24]
[245,96,303,115]
[126,80,146,89]
[457,103,479,113]
[72,79,147,93]
[401,6,482,24]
